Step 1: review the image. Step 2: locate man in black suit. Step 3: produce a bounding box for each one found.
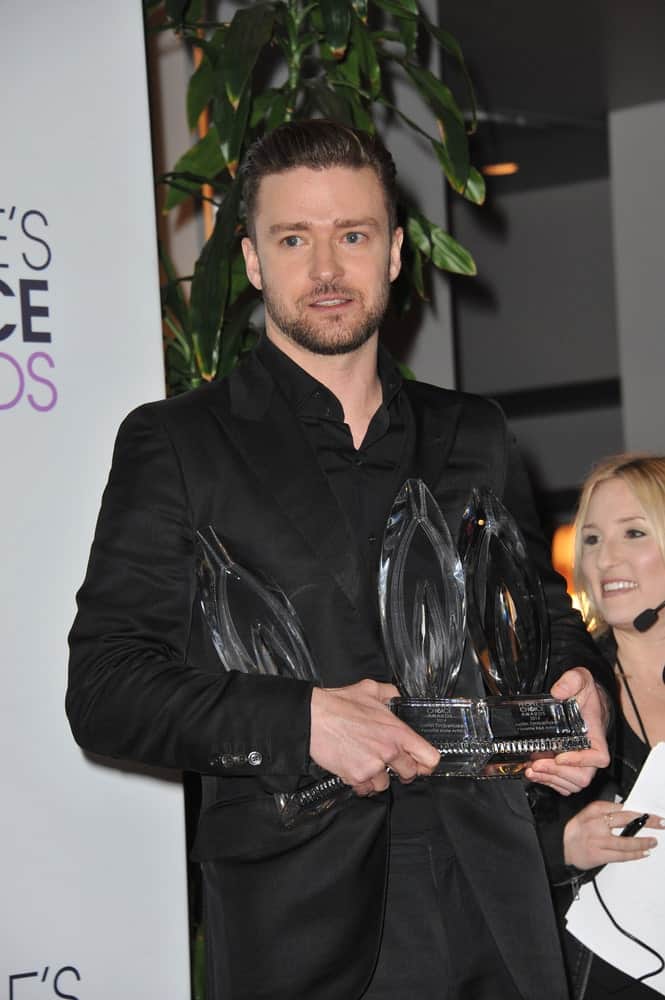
[67,120,613,999]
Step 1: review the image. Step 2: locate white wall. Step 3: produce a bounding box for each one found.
[609,100,665,453]
[1,3,190,995]
[452,176,618,395]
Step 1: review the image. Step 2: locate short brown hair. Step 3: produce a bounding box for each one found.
[573,453,665,633]
[240,119,398,239]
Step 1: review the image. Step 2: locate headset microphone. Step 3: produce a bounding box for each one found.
[633,598,665,633]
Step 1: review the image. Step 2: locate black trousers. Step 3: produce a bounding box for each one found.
[362,828,525,1000]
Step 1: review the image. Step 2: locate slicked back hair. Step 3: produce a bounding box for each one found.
[240,119,399,239]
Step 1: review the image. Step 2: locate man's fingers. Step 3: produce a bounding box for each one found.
[309,679,439,788]
[373,681,401,704]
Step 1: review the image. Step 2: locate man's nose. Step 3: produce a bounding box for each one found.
[309,239,344,283]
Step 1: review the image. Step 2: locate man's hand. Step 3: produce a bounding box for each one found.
[310,679,441,797]
[564,800,662,870]
[525,667,611,795]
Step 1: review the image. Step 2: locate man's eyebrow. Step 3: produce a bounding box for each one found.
[268,222,311,234]
[335,217,380,229]
[267,217,380,235]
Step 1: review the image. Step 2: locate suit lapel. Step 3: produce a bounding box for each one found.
[213,353,363,609]
[402,380,463,516]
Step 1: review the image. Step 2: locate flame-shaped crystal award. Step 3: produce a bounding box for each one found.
[459,488,590,776]
[379,479,494,776]
[197,527,350,826]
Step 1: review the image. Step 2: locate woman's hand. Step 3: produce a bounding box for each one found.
[525,667,611,794]
[563,799,663,870]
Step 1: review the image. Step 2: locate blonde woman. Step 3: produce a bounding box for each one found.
[548,455,665,997]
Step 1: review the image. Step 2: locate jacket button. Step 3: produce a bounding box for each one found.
[248,750,263,766]
[221,754,234,768]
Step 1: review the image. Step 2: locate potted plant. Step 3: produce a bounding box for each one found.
[144,0,482,396]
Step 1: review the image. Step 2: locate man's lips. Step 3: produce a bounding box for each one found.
[308,296,354,308]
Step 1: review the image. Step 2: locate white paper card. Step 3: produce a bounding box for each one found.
[565,741,665,994]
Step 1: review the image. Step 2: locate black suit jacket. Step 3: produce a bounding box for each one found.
[67,346,612,999]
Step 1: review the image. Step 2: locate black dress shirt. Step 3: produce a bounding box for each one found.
[256,335,438,831]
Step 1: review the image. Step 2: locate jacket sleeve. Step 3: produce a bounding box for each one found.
[66,403,313,778]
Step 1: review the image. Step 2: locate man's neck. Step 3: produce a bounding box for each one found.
[266,328,383,449]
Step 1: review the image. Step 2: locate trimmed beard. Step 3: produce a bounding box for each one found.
[259,269,391,357]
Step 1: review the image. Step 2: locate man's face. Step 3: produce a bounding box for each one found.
[242,165,403,356]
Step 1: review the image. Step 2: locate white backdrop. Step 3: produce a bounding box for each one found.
[1,3,191,997]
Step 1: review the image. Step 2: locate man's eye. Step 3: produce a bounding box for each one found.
[344,232,366,244]
[282,235,303,247]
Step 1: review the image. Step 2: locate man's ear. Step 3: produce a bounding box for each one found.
[241,236,262,290]
[389,227,404,283]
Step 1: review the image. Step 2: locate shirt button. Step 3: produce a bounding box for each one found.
[368,535,377,544]
[248,750,263,767]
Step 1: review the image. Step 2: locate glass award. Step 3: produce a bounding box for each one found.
[196,527,350,826]
[459,488,590,776]
[379,479,494,776]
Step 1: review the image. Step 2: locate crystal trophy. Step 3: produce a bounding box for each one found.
[459,488,590,776]
[196,527,350,826]
[379,479,494,776]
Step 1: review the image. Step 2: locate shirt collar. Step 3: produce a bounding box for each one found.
[255,334,403,418]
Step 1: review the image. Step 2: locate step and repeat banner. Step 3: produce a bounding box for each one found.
[2,2,191,997]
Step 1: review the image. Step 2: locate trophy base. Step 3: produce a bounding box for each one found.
[391,695,590,778]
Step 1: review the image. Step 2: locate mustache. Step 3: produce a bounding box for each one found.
[301,283,359,303]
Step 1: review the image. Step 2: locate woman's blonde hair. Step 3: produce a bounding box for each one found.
[573,453,665,634]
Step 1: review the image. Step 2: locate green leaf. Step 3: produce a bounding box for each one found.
[430,226,476,275]
[404,63,464,126]
[165,0,190,28]
[265,90,290,131]
[431,135,469,196]
[348,93,374,131]
[463,166,486,206]
[420,17,477,131]
[164,126,225,210]
[187,55,213,130]
[391,1,419,54]
[333,45,360,88]
[351,11,381,98]
[406,212,431,258]
[410,243,426,300]
[229,247,251,305]
[371,0,417,20]
[305,80,354,124]
[222,81,252,178]
[407,211,476,276]
[350,0,368,23]
[189,26,227,65]
[404,63,469,189]
[224,4,276,109]
[190,180,242,379]
[319,0,351,58]
[189,0,204,21]
[217,292,262,377]
[159,243,190,334]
